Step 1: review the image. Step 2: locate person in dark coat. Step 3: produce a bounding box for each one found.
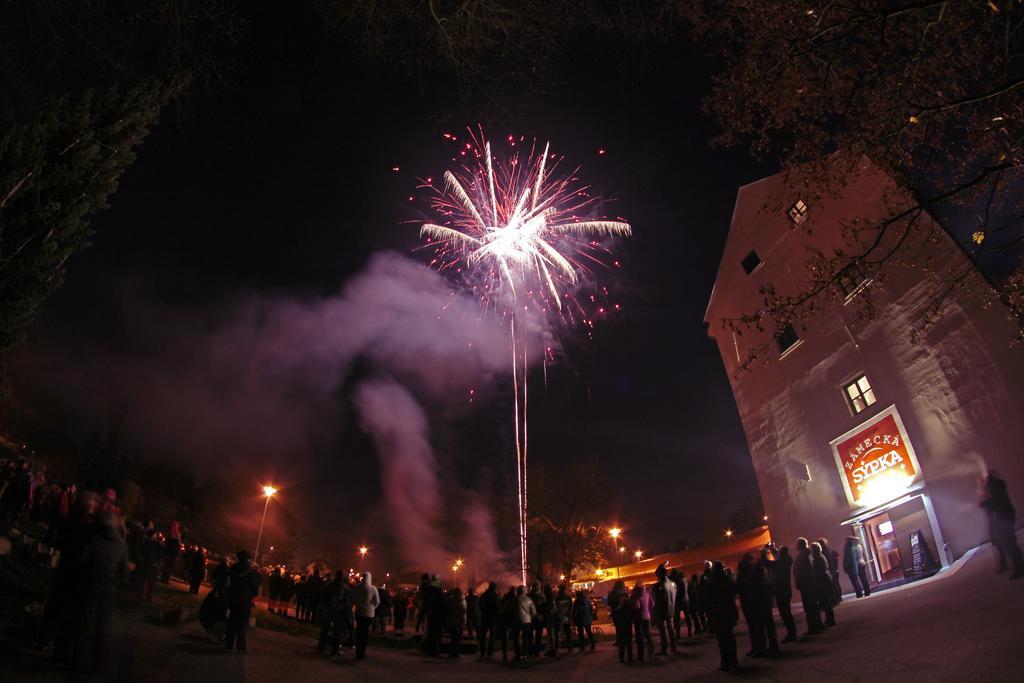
[810,542,836,627]
[527,582,546,656]
[651,563,678,655]
[817,538,841,605]
[268,567,283,614]
[0,459,30,521]
[541,584,559,656]
[445,587,468,658]
[688,573,705,633]
[211,557,229,596]
[47,492,98,662]
[375,585,392,632]
[421,574,446,656]
[392,588,408,633]
[497,586,518,661]
[224,551,260,652]
[478,582,499,660]
[279,571,295,617]
[318,570,353,655]
[699,561,713,632]
[189,547,207,594]
[553,583,574,653]
[980,472,1024,578]
[465,586,480,640]
[608,580,633,663]
[74,511,130,672]
[707,560,739,672]
[572,589,596,652]
[736,552,779,658]
[794,538,823,635]
[200,589,229,643]
[161,522,182,583]
[294,573,308,621]
[761,545,797,642]
[843,537,872,598]
[669,567,690,639]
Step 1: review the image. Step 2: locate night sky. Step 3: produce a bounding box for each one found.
[9,5,775,567]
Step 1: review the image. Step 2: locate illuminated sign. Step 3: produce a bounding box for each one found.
[829,405,923,508]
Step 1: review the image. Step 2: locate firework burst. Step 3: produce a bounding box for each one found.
[418,129,631,584]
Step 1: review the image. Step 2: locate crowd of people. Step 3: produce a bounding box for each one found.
[5,455,1023,674]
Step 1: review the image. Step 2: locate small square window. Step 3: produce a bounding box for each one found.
[788,199,809,225]
[843,374,877,414]
[837,261,868,298]
[741,250,762,275]
[776,323,800,354]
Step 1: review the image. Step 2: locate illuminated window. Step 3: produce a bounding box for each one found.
[776,323,800,355]
[741,250,762,275]
[788,199,809,225]
[843,375,877,414]
[837,262,868,298]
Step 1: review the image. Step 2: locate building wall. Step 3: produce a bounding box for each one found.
[705,159,1024,589]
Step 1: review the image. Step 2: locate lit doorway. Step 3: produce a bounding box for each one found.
[864,513,903,582]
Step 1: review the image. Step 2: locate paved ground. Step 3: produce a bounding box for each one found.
[3,538,1023,682]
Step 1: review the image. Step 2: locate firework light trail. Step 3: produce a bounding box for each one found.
[419,129,631,585]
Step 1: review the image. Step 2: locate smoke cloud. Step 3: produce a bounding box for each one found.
[15,251,544,574]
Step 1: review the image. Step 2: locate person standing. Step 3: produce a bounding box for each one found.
[375,584,392,632]
[651,564,678,655]
[318,571,352,656]
[225,551,260,653]
[498,586,518,661]
[478,582,499,659]
[422,574,445,657]
[161,522,181,584]
[810,542,836,628]
[294,573,308,621]
[572,588,596,652]
[669,568,690,639]
[211,557,229,596]
[630,582,654,661]
[707,560,739,672]
[74,511,129,672]
[513,586,538,662]
[608,580,633,663]
[465,586,480,641]
[843,537,872,598]
[393,588,408,633]
[688,573,705,633]
[737,552,779,657]
[541,584,559,656]
[526,581,546,657]
[761,545,797,642]
[980,471,1024,579]
[553,583,574,653]
[446,587,468,658]
[189,548,206,595]
[794,538,823,636]
[268,567,282,615]
[351,571,380,660]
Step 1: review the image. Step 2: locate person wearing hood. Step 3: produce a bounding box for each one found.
[843,536,871,598]
[445,587,468,658]
[630,581,654,661]
[651,563,678,655]
[794,538,823,636]
[74,510,129,672]
[351,571,380,660]
[225,550,260,653]
[514,585,538,662]
[608,580,633,663]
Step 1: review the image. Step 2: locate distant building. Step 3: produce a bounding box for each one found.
[705,158,1024,591]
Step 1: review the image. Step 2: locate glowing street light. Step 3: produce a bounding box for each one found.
[359,546,368,572]
[254,484,277,565]
[634,550,643,561]
[725,529,734,537]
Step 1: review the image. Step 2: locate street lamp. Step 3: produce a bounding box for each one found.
[609,527,622,558]
[725,529,734,537]
[254,484,277,565]
[359,546,368,572]
[634,550,643,561]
